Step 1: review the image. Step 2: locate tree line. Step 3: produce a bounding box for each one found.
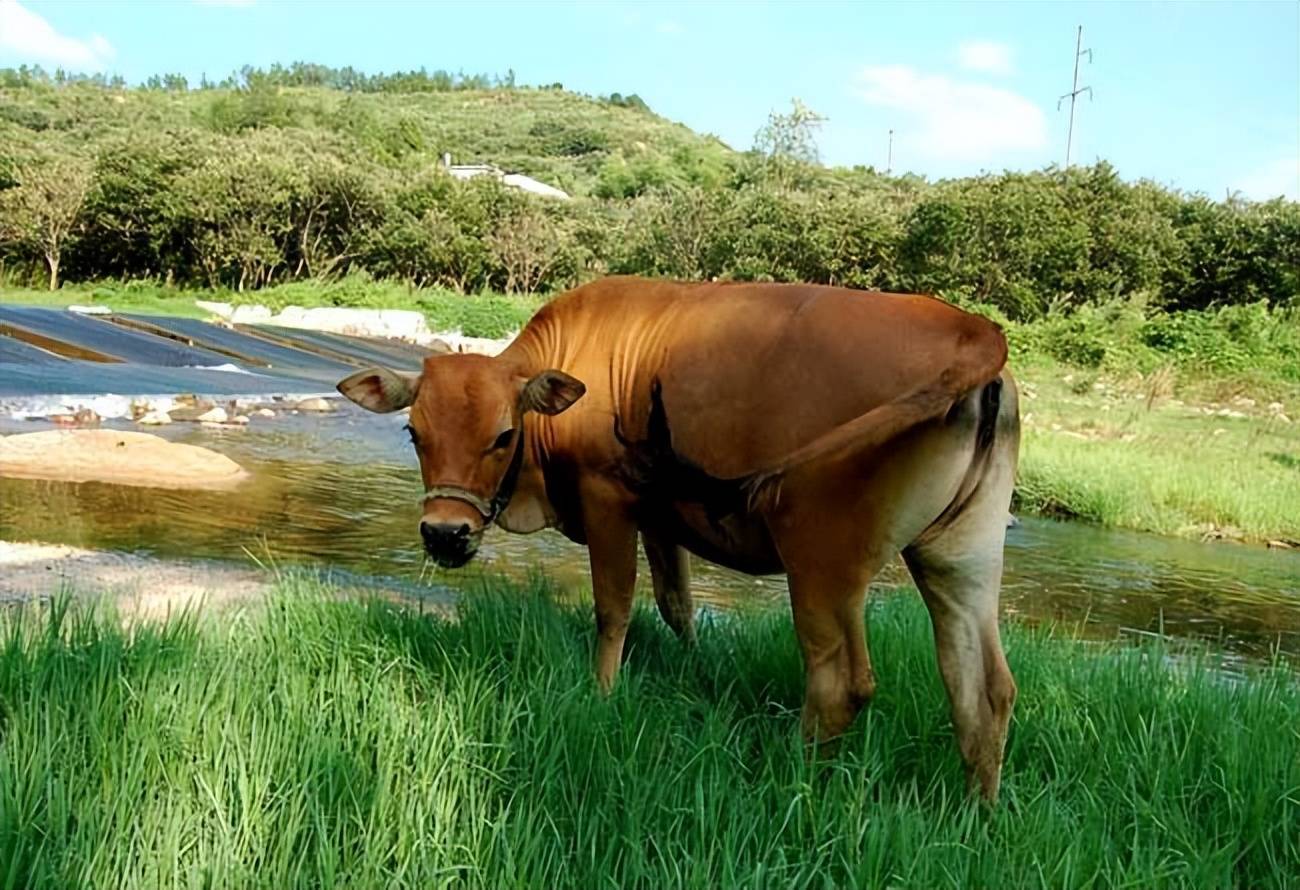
[0,75,1295,319]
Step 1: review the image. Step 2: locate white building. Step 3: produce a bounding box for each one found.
[440,154,570,200]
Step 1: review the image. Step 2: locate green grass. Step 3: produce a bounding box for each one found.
[1015,372,1300,543]
[1,576,1296,888]
[0,281,211,319]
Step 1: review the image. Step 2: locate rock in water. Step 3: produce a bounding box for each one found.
[195,406,228,424]
[0,430,248,490]
[137,411,172,426]
[47,407,101,428]
[171,400,219,422]
[296,398,333,412]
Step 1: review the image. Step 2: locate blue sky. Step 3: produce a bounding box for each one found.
[2,0,1297,200]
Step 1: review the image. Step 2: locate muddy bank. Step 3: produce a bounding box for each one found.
[0,540,271,618]
[0,540,456,619]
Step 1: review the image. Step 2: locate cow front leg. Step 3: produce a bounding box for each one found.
[581,478,639,692]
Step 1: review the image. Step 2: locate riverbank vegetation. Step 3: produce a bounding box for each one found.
[0,577,1296,888]
[1,65,1296,312]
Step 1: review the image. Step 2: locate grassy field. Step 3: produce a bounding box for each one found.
[0,576,1296,889]
[1014,369,1300,544]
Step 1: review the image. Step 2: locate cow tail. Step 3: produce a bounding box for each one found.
[975,376,1002,455]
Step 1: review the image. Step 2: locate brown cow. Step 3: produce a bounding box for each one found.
[339,276,1020,801]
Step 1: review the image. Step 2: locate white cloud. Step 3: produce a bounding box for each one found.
[655,20,684,35]
[957,40,1013,75]
[0,0,115,69]
[1232,156,1300,201]
[855,65,1047,164]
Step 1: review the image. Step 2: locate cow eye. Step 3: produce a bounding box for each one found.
[492,429,515,451]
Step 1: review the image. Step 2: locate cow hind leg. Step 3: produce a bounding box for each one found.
[641,531,695,643]
[785,554,882,743]
[903,489,1017,804]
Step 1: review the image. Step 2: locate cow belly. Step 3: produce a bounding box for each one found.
[658,502,784,575]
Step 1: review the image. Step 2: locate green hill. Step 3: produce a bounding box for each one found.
[0,75,735,199]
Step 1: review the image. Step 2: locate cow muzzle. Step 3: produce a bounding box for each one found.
[419,519,482,568]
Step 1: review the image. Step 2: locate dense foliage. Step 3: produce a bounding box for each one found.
[0,66,1296,316]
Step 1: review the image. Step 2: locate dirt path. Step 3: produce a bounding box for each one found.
[0,540,455,619]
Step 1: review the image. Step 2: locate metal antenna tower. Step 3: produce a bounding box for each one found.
[1057,25,1093,168]
[886,129,894,175]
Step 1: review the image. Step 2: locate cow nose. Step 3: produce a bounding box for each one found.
[419,519,478,568]
[420,520,472,546]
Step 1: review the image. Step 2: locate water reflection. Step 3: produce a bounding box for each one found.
[1,407,1297,660]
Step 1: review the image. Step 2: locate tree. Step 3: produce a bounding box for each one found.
[754,99,826,188]
[178,145,297,290]
[489,203,571,295]
[0,155,94,289]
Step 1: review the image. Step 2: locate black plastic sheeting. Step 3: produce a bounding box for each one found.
[115,315,357,381]
[0,306,432,400]
[245,325,430,371]
[0,307,231,367]
[0,362,329,398]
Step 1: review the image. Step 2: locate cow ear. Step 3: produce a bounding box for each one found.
[521,369,586,416]
[337,366,418,413]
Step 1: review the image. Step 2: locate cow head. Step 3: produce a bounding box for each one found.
[337,354,585,568]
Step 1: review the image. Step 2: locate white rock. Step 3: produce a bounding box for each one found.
[253,408,276,418]
[296,398,333,412]
[229,415,250,425]
[137,411,172,425]
[229,305,274,324]
[270,306,432,341]
[431,330,515,356]
[195,406,228,423]
[196,300,235,319]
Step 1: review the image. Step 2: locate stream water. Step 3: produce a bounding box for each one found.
[2,404,1297,662]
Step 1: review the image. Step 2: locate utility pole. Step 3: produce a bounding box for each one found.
[1057,25,1093,168]
[886,129,894,175]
